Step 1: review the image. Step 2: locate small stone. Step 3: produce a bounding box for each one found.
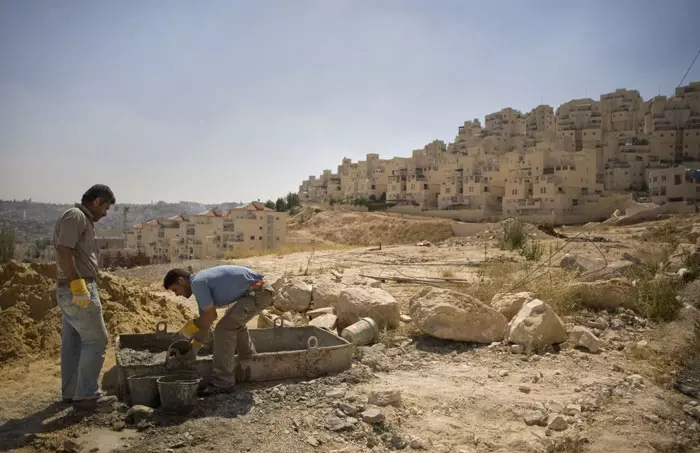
[400,314,412,323]
[691,401,698,407]
[519,386,531,394]
[612,364,623,372]
[336,402,359,416]
[564,404,582,416]
[306,437,320,447]
[554,370,562,376]
[546,400,565,413]
[569,326,601,353]
[386,348,402,357]
[684,404,700,420]
[368,389,401,407]
[112,421,126,431]
[307,307,335,319]
[524,410,548,426]
[326,388,346,399]
[511,344,524,354]
[643,413,660,423]
[361,408,385,424]
[390,435,408,449]
[409,437,426,450]
[499,370,509,377]
[125,405,154,425]
[63,440,81,453]
[548,414,568,431]
[625,374,644,387]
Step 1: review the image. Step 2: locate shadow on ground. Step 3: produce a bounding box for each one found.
[0,402,86,451]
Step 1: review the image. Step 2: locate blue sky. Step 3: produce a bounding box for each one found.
[1,0,699,204]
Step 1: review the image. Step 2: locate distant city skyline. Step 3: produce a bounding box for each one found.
[1,0,699,204]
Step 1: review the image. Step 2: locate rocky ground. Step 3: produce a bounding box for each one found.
[1,215,700,453]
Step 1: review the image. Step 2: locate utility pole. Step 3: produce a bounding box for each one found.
[122,206,129,245]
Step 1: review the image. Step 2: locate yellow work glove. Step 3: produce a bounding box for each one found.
[69,279,91,308]
[178,320,200,339]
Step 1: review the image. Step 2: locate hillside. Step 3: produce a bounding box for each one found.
[289,205,454,245]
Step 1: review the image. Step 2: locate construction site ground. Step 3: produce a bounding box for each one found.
[1,213,700,453]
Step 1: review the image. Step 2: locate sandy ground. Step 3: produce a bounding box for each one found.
[1,215,700,452]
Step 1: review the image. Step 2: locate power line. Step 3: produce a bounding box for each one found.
[677,47,700,88]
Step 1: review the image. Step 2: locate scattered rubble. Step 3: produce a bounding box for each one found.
[368,388,402,407]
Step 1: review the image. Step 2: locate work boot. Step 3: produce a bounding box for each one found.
[72,395,118,413]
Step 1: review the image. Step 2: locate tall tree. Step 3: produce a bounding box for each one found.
[264,200,275,209]
[286,192,300,209]
[275,198,287,212]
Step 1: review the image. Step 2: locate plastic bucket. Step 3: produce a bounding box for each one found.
[127,375,161,407]
[341,317,378,346]
[157,374,201,414]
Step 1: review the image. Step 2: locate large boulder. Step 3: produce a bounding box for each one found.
[568,278,637,310]
[312,278,344,309]
[273,280,312,313]
[335,287,400,329]
[409,287,507,343]
[490,292,535,321]
[506,299,568,350]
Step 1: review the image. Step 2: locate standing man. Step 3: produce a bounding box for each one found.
[54,184,117,411]
[163,265,275,396]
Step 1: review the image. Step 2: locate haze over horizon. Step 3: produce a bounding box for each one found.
[1,0,699,205]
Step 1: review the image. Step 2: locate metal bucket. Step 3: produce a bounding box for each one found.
[157,374,201,414]
[127,375,161,407]
[341,317,378,345]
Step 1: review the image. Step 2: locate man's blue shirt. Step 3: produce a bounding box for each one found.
[189,265,264,313]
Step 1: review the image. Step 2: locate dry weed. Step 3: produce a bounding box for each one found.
[225,242,348,259]
[440,268,456,278]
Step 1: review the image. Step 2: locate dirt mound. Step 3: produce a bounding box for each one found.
[290,209,454,246]
[0,260,191,365]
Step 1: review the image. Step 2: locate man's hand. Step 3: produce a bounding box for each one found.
[178,319,200,339]
[69,278,91,308]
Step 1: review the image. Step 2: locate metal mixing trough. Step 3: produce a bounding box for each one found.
[115,320,353,403]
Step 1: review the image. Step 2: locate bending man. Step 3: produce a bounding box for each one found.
[164,265,275,395]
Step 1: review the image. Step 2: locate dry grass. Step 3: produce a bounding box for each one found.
[225,241,349,259]
[440,268,456,278]
[292,210,454,246]
[449,259,581,314]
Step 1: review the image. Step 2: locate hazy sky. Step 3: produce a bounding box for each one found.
[1,0,699,204]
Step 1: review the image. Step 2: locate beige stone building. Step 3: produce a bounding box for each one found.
[126,203,287,261]
[299,81,700,221]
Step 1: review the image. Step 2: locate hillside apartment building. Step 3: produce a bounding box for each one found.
[125,202,288,261]
[299,82,700,223]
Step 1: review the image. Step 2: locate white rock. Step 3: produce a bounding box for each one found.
[546,400,565,413]
[523,410,547,426]
[309,313,338,331]
[506,299,568,350]
[625,374,644,387]
[409,287,507,343]
[568,279,637,310]
[126,405,154,424]
[368,389,402,407]
[569,326,601,353]
[311,278,344,309]
[274,280,312,312]
[409,437,426,450]
[491,292,535,321]
[400,314,413,323]
[511,344,525,354]
[547,414,568,431]
[336,287,400,329]
[361,408,385,424]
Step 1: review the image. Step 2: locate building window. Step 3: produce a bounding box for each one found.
[446,187,451,194]
[259,236,263,240]
[259,226,263,230]
[250,236,255,240]
[675,175,682,185]
[662,176,666,181]
[423,184,428,190]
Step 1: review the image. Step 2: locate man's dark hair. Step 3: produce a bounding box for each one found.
[164,268,191,289]
[81,184,116,205]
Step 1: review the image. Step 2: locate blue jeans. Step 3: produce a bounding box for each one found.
[56,282,108,401]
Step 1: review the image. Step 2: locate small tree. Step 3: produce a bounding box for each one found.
[264,200,275,209]
[275,197,288,212]
[0,224,16,264]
